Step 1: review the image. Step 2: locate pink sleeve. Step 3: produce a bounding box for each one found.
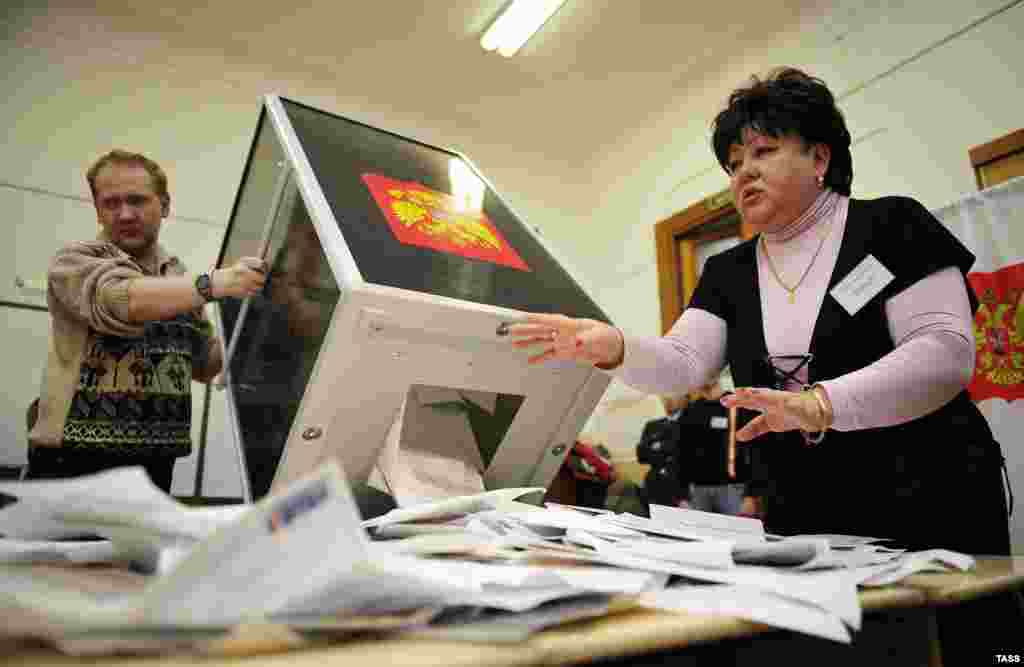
[819,266,975,431]
[606,307,728,396]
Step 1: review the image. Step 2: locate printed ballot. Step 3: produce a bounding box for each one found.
[0,463,977,649]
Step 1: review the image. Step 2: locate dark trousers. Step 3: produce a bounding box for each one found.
[26,447,176,494]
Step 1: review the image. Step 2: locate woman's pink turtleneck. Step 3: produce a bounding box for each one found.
[613,189,975,432]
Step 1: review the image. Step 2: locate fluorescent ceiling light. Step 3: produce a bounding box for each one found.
[480,0,568,57]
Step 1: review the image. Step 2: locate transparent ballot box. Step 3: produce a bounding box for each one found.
[217,96,611,502]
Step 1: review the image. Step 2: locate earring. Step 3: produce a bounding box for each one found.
[816,174,824,187]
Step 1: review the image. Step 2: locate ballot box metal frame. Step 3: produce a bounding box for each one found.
[216,95,611,502]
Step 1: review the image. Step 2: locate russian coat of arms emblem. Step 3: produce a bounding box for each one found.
[967,262,1024,402]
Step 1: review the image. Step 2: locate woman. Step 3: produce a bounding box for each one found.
[505,68,1011,557]
[508,68,1020,660]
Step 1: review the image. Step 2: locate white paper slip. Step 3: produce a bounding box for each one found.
[142,461,370,625]
[788,534,893,548]
[273,555,455,618]
[372,521,470,539]
[543,502,612,515]
[0,468,250,543]
[0,467,179,511]
[58,505,251,543]
[795,545,903,571]
[650,563,862,630]
[855,549,974,587]
[563,529,618,552]
[372,532,535,557]
[0,538,119,565]
[525,540,683,577]
[602,537,736,570]
[346,556,669,613]
[0,563,146,630]
[0,501,96,540]
[603,512,724,542]
[493,508,644,538]
[467,514,557,542]
[638,583,851,643]
[648,504,765,538]
[829,254,894,316]
[362,487,545,528]
[410,595,613,643]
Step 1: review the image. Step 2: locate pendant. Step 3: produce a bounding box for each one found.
[788,291,796,304]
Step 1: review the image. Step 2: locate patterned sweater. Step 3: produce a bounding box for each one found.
[29,235,218,458]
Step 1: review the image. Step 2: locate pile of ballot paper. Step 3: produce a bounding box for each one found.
[0,462,974,653]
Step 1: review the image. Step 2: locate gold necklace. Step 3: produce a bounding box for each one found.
[760,222,832,304]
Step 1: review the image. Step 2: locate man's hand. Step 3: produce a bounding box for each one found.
[125,258,267,324]
[212,257,266,299]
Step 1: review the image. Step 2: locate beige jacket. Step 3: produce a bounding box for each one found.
[29,234,217,453]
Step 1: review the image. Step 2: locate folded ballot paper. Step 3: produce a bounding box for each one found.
[1,463,370,629]
[0,463,665,637]
[0,464,977,650]
[0,467,250,541]
[358,498,975,644]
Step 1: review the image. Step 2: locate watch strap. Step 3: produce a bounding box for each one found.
[195,272,216,302]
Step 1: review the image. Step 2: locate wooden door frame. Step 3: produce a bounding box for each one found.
[969,128,1024,190]
[655,189,751,333]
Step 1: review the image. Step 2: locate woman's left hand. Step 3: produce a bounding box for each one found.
[721,387,830,442]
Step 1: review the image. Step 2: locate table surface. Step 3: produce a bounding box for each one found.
[2,556,1021,667]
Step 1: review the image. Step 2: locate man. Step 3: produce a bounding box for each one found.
[672,380,748,515]
[647,379,761,518]
[27,149,266,492]
[636,398,690,509]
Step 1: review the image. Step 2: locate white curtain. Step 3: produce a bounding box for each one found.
[933,175,1024,555]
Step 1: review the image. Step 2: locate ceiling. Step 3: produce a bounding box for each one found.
[6,1,832,187]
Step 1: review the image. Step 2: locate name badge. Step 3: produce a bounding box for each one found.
[829,254,895,316]
[710,416,729,430]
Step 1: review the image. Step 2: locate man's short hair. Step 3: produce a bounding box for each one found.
[86,149,170,209]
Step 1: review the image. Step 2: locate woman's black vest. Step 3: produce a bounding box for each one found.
[693,197,1009,554]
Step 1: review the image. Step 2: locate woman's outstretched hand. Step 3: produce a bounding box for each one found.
[501,313,624,367]
[721,386,833,441]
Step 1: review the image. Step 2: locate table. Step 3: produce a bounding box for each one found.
[2,557,1021,666]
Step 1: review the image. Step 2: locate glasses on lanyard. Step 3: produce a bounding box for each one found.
[764,353,824,446]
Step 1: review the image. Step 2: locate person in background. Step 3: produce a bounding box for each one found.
[671,377,753,516]
[636,393,691,510]
[27,149,266,492]
[567,439,617,508]
[504,68,1017,660]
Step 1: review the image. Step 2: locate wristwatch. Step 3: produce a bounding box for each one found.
[194,272,216,302]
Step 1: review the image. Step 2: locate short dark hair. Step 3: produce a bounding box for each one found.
[86,149,170,209]
[711,67,853,196]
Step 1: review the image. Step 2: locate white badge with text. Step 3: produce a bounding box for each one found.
[710,416,729,430]
[829,254,895,316]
